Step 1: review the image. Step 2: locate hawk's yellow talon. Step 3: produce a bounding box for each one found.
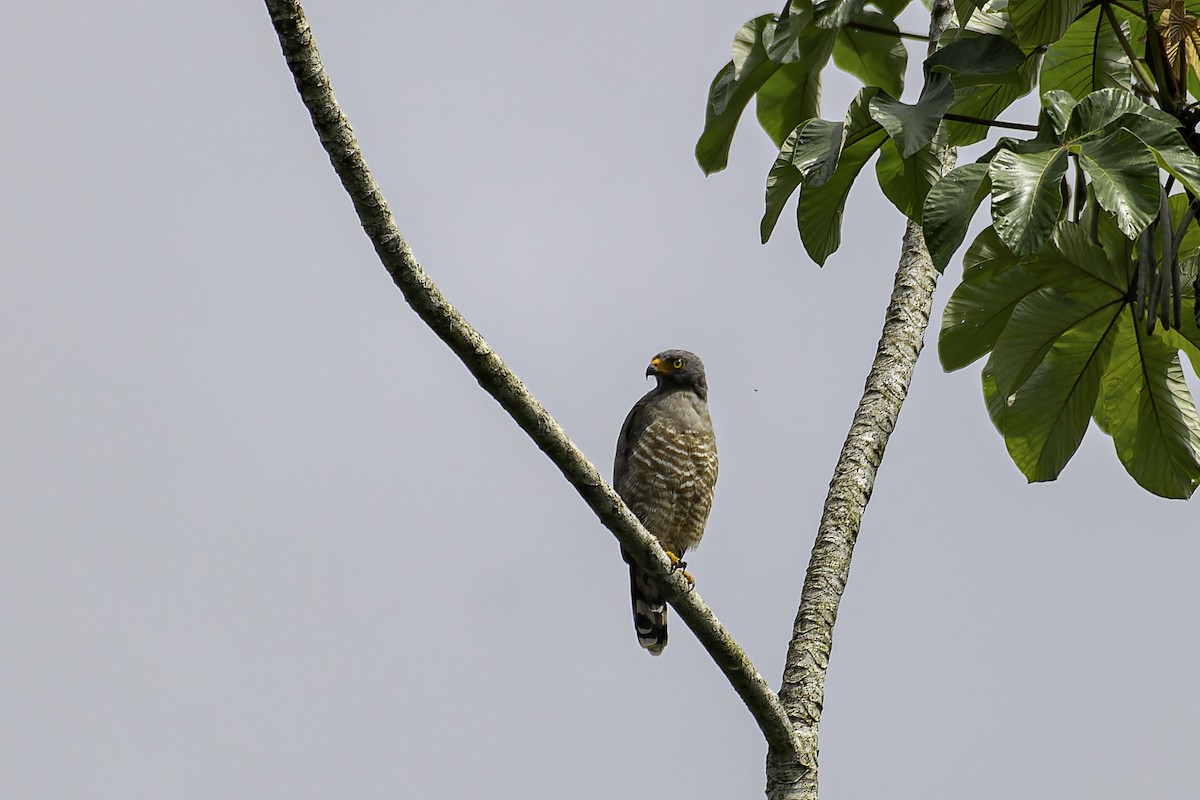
[665,551,695,586]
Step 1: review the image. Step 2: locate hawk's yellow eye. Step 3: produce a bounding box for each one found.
[672,358,684,369]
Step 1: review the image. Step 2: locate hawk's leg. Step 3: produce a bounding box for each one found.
[664,550,695,588]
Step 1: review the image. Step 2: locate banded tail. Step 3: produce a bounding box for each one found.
[628,562,668,655]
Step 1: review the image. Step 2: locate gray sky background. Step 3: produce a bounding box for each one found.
[4,2,1198,798]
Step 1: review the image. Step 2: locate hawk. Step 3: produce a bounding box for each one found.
[613,350,718,655]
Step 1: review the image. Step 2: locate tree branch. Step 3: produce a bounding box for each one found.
[261,0,801,763]
[766,3,957,798]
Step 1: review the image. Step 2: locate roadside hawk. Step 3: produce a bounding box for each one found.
[614,350,718,655]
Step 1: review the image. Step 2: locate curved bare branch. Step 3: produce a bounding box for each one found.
[262,0,801,763]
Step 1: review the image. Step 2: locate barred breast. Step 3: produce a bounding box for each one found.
[619,412,718,557]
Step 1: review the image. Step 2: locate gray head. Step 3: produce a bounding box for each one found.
[645,349,708,400]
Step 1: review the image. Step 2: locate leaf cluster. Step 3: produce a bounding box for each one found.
[697,0,1200,496]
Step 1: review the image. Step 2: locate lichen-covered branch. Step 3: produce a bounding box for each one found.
[767,216,947,799]
[262,0,800,762]
[767,4,956,799]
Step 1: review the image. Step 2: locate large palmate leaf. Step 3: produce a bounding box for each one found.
[966,89,1198,270]
[942,216,1200,496]
[973,224,1126,482]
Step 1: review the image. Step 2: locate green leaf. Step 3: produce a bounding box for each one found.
[990,285,1110,399]
[940,226,1043,370]
[964,2,1019,38]
[769,1,838,68]
[1009,0,1086,48]
[954,0,984,29]
[923,162,992,272]
[1000,296,1119,482]
[1065,87,1147,141]
[869,73,954,158]
[871,0,912,17]
[989,146,1069,256]
[697,15,779,174]
[989,223,1126,395]
[814,0,865,28]
[782,118,845,186]
[761,118,843,243]
[833,11,906,96]
[1077,128,1160,239]
[762,163,804,246]
[982,357,1010,432]
[1122,115,1200,199]
[796,89,888,264]
[1039,5,1133,100]
[1048,210,1133,290]
[756,61,822,148]
[1164,309,1200,377]
[926,34,1026,86]
[875,135,941,221]
[1101,310,1200,498]
[947,55,1041,146]
[1041,90,1078,137]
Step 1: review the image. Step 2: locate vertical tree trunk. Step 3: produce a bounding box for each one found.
[766,5,955,798]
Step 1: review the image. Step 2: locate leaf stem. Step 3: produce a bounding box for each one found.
[1137,0,1179,112]
[844,22,930,42]
[1138,225,1153,322]
[1102,0,1161,100]
[1160,187,1176,329]
[943,112,1039,132]
[1072,152,1086,223]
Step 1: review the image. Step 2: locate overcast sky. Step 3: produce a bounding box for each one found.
[3,2,1198,798]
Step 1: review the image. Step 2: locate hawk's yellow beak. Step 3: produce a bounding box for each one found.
[647,357,667,377]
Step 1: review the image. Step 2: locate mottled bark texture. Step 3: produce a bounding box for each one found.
[262,0,800,762]
[767,5,956,799]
